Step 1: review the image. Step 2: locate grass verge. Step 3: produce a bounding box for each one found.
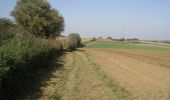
[51,52,76,100]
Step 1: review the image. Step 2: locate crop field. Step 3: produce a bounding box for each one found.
[86,41,170,51]
[30,41,170,100]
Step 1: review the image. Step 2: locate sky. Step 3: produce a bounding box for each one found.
[0,0,170,40]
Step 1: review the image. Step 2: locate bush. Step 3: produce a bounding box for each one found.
[107,37,112,40]
[64,33,81,50]
[92,37,96,41]
[54,38,64,51]
[65,35,77,50]
[0,34,53,76]
[0,34,56,99]
[74,33,81,46]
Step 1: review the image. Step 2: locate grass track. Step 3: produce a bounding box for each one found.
[49,50,129,100]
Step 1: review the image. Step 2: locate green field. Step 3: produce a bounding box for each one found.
[86,41,170,51]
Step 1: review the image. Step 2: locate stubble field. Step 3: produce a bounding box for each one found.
[36,41,170,100]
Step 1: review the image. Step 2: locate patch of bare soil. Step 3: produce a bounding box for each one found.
[85,48,170,100]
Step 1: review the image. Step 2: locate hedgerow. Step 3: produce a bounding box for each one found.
[0,35,52,75]
[0,34,57,99]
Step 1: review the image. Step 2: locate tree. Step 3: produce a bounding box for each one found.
[50,9,64,38]
[0,18,15,45]
[11,0,64,38]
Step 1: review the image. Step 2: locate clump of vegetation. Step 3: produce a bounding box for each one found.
[64,33,81,50]
[0,18,15,45]
[54,38,64,51]
[11,0,64,38]
[0,0,82,99]
[126,38,139,41]
[0,0,67,99]
[0,34,56,99]
[0,34,52,75]
[107,37,113,40]
[74,33,81,46]
[112,38,125,42]
[92,37,96,41]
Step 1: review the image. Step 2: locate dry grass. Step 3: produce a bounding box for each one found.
[81,38,92,43]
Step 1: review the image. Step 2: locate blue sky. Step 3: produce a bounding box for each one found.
[0,0,170,40]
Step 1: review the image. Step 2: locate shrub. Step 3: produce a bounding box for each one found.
[0,34,53,76]
[54,38,63,51]
[0,18,15,45]
[73,33,81,46]
[0,34,56,99]
[107,37,112,40]
[64,33,81,50]
[92,37,96,41]
[65,35,77,50]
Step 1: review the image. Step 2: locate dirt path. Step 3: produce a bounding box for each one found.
[85,48,170,100]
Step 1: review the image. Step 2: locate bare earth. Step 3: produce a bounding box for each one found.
[38,48,170,100]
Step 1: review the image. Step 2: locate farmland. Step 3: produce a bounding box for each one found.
[1,0,170,100]
[31,40,170,100]
[86,41,170,51]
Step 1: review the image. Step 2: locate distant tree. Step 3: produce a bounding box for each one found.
[126,38,139,41]
[107,37,112,40]
[119,38,125,42]
[11,0,64,38]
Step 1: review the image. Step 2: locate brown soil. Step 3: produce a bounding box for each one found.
[85,48,170,100]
